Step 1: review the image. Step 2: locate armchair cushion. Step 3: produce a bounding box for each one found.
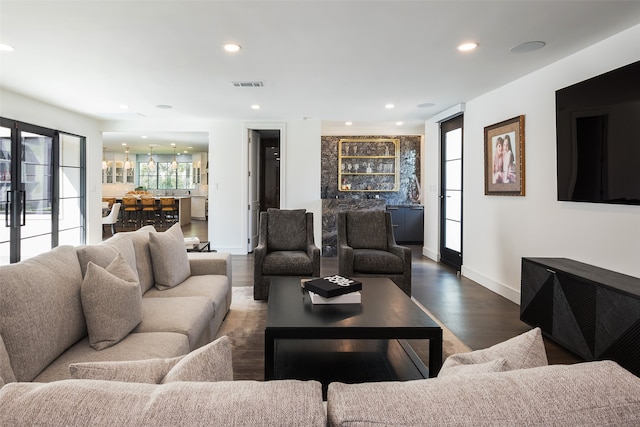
[346,211,387,250]
[353,249,404,274]
[267,208,307,251]
[262,251,314,276]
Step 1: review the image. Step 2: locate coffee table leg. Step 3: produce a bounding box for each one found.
[429,331,443,377]
[264,329,275,380]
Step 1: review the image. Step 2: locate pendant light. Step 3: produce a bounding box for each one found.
[124,146,132,170]
[147,145,155,171]
[170,147,178,170]
[101,147,108,170]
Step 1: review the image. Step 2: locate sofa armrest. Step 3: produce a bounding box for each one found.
[307,243,321,277]
[188,252,231,281]
[337,243,355,277]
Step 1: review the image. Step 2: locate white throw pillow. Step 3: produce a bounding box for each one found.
[81,253,142,351]
[149,223,191,289]
[69,336,233,383]
[438,328,547,378]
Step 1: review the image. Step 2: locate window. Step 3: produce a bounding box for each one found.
[138,162,193,190]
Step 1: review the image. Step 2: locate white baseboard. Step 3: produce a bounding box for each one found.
[461,266,521,304]
[422,247,438,262]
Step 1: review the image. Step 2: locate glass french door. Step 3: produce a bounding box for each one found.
[439,115,463,270]
[0,118,85,265]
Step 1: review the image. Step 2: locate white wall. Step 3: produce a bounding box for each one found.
[424,24,640,303]
[0,88,103,243]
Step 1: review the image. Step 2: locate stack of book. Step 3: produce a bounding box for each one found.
[303,275,362,304]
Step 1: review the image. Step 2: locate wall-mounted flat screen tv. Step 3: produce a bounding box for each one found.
[556,60,640,205]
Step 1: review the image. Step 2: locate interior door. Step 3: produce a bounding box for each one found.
[439,115,463,270]
[247,130,260,252]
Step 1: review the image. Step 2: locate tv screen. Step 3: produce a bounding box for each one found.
[556,60,640,205]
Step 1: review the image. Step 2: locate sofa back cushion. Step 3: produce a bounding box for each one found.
[105,226,156,294]
[267,208,307,251]
[0,246,85,381]
[149,223,191,289]
[345,210,387,250]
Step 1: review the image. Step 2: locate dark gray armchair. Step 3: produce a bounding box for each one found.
[337,210,412,296]
[254,208,320,300]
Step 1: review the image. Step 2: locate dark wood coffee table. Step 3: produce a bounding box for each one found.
[265,277,443,387]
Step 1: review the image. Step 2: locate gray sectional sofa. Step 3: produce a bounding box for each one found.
[0,224,231,383]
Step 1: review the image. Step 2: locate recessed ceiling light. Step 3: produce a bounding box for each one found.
[251,104,261,110]
[396,122,403,126]
[345,121,352,126]
[224,43,241,53]
[119,104,129,110]
[0,44,14,52]
[458,42,479,52]
[170,143,176,146]
[417,102,435,108]
[141,136,148,139]
[121,143,127,146]
[385,104,395,109]
[510,41,546,53]
[155,104,172,109]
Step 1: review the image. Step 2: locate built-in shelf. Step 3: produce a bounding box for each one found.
[338,138,399,192]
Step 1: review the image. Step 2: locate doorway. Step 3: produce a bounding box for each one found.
[247,128,281,252]
[439,114,463,270]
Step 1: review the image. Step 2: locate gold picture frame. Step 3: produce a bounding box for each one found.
[484,115,525,196]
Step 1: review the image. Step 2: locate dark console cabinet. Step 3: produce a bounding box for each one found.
[386,205,424,244]
[521,258,640,376]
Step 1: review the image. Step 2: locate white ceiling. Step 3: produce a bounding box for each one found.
[1,0,639,154]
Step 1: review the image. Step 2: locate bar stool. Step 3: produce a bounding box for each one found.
[102,197,116,208]
[160,197,178,228]
[140,196,160,226]
[122,197,142,228]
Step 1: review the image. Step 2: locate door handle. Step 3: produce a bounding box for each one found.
[4,190,9,227]
[21,190,26,226]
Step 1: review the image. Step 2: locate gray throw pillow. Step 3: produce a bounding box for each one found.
[346,210,387,250]
[149,223,191,290]
[438,327,547,377]
[267,209,307,251]
[68,335,233,383]
[0,334,15,384]
[81,254,143,351]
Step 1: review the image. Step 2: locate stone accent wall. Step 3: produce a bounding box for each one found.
[321,135,421,205]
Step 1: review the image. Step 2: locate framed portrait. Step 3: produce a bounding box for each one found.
[484,115,525,196]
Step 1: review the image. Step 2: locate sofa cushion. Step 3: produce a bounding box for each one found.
[0,379,327,426]
[81,254,142,351]
[438,327,547,377]
[0,335,15,384]
[106,226,156,293]
[143,274,229,313]
[346,210,387,250]
[327,361,640,426]
[134,296,214,348]
[68,335,232,384]
[0,245,85,381]
[77,237,138,284]
[267,208,307,251]
[70,356,182,384]
[162,335,233,383]
[33,332,190,382]
[149,223,191,289]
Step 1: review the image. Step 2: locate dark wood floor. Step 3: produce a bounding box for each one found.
[105,219,582,365]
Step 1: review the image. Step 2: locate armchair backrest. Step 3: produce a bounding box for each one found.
[260,208,314,252]
[340,210,393,250]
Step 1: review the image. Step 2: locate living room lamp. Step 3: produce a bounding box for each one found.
[170,146,178,170]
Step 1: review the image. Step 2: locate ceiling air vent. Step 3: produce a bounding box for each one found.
[232,81,264,88]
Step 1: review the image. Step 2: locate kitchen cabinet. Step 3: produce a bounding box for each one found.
[386,205,424,243]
